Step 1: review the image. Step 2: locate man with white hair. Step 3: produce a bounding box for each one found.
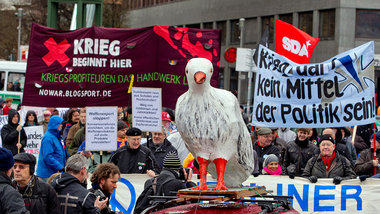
[51,154,108,214]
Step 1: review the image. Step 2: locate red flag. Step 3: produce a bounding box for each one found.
[275,19,319,64]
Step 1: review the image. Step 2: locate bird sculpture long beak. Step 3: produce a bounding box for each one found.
[194,72,206,84]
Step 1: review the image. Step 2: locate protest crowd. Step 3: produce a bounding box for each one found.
[0,102,379,214]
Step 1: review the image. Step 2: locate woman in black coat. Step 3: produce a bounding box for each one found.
[1,109,27,155]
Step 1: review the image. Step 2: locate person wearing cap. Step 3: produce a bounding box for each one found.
[109,127,159,176]
[0,148,29,214]
[162,111,177,136]
[67,108,86,155]
[253,127,281,172]
[12,153,60,214]
[354,131,380,178]
[142,125,177,171]
[3,97,13,115]
[1,109,27,155]
[302,134,356,184]
[40,110,52,133]
[283,128,317,178]
[262,154,283,175]
[36,115,66,182]
[117,120,128,148]
[134,151,195,214]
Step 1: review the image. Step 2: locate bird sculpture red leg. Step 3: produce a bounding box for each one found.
[191,157,210,190]
[213,158,227,190]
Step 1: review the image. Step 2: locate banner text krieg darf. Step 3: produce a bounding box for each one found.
[23,24,221,108]
[253,42,375,128]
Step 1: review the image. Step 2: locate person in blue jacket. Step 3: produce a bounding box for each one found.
[37,115,66,182]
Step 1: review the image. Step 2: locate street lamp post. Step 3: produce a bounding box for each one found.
[16,8,24,62]
[238,18,245,103]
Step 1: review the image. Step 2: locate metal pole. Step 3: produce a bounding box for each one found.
[246,49,255,118]
[238,18,245,103]
[16,8,23,62]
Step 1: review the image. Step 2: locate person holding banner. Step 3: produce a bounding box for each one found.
[36,115,66,182]
[109,127,159,176]
[1,109,27,155]
[12,153,60,214]
[302,135,356,184]
[284,128,317,177]
[354,131,380,178]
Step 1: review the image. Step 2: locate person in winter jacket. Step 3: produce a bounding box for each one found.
[89,163,120,214]
[109,127,159,176]
[354,131,380,177]
[142,126,177,171]
[322,128,353,166]
[62,109,80,145]
[253,128,281,173]
[302,135,356,184]
[36,115,66,182]
[12,153,60,214]
[66,108,86,155]
[52,154,107,214]
[0,147,29,214]
[284,128,317,177]
[1,109,27,155]
[23,110,38,127]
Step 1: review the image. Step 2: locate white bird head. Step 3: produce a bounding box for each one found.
[185,58,213,90]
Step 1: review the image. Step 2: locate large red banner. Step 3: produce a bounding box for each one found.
[23,24,221,109]
[275,19,319,64]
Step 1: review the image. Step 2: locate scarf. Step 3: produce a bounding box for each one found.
[263,164,282,175]
[321,151,336,171]
[15,175,36,197]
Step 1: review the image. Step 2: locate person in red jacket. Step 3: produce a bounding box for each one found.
[2,97,13,115]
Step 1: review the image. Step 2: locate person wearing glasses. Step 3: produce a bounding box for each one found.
[253,127,281,173]
[12,153,60,214]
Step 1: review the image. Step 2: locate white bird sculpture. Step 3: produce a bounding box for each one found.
[175,58,255,190]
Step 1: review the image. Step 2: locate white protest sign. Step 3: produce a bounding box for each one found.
[109,174,380,214]
[253,42,375,128]
[236,48,256,72]
[132,87,162,132]
[86,106,118,151]
[23,126,43,173]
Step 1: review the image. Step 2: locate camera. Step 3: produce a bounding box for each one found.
[179,167,190,181]
[93,189,107,201]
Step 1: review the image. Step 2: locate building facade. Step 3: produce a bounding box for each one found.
[123,0,380,105]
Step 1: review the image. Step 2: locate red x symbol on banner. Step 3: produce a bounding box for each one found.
[42,37,71,67]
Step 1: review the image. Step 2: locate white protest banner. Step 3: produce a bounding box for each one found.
[108,174,380,214]
[253,42,375,128]
[132,87,162,132]
[86,107,117,151]
[236,48,256,72]
[23,126,43,173]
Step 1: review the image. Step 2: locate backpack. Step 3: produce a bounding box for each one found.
[133,176,175,214]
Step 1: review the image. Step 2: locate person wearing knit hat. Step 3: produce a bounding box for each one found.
[253,127,281,172]
[262,154,282,175]
[302,134,356,184]
[0,148,29,214]
[163,151,182,170]
[12,153,60,214]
